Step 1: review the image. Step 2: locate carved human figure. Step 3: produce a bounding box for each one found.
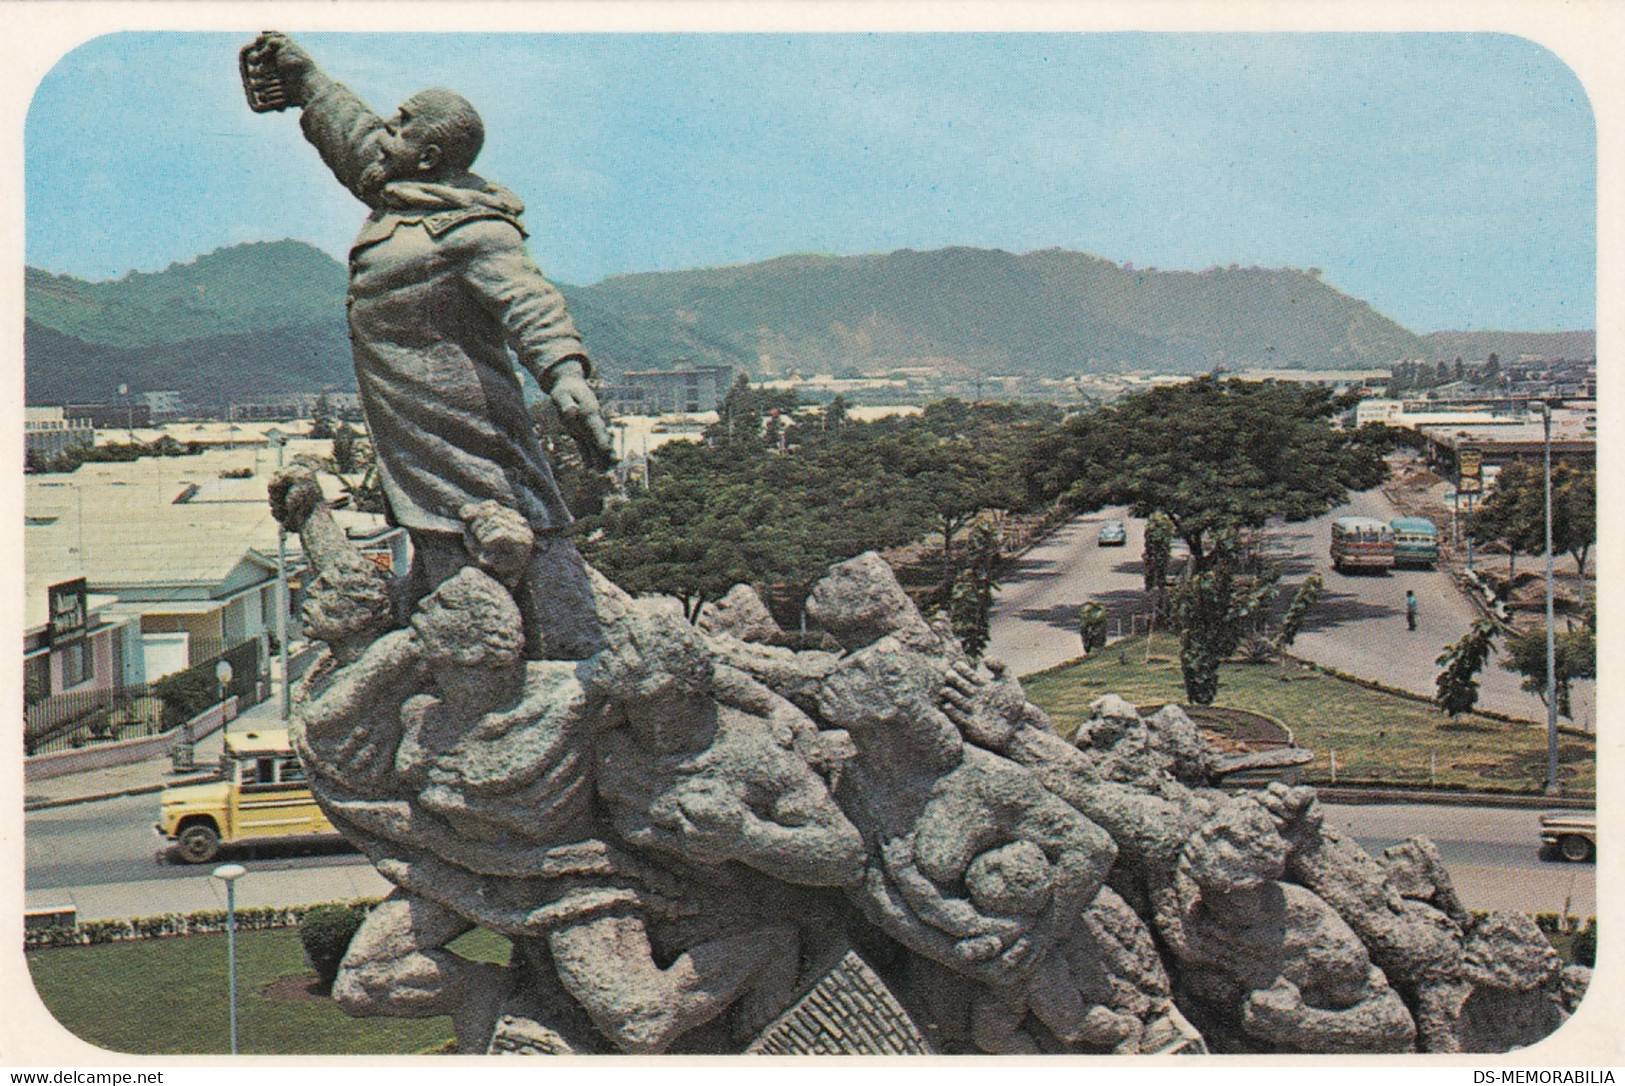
[1148,796,1416,1053]
[550,597,868,1053]
[247,31,609,661]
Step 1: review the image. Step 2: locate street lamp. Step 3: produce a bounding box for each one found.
[269,433,291,721]
[1542,402,1560,796]
[212,862,248,1054]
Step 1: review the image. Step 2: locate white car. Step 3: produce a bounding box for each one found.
[1540,810,1596,863]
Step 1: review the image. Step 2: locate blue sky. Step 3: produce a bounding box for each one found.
[25,32,1595,332]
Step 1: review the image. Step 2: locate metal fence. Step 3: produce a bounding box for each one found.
[24,637,265,757]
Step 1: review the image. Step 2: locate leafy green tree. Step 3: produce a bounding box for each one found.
[1142,511,1175,594]
[824,394,849,429]
[1274,572,1324,655]
[1552,464,1595,581]
[310,391,336,439]
[1503,625,1595,719]
[1468,460,1545,582]
[1170,545,1279,705]
[1434,620,1499,719]
[1026,377,1386,576]
[331,422,359,474]
[1076,601,1108,655]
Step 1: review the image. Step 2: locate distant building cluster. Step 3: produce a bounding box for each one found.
[604,364,734,415]
[24,432,404,753]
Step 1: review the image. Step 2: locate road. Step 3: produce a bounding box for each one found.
[989,492,1559,722]
[25,791,364,892]
[1274,489,1548,722]
[986,507,1147,677]
[26,787,1592,919]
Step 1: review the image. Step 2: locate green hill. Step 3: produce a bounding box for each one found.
[26,237,1581,406]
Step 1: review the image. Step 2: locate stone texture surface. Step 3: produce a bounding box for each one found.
[276,501,1581,1057]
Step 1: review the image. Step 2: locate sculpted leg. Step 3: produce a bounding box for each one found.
[332,891,511,1052]
[547,914,799,1054]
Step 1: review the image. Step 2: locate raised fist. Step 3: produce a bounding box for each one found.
[269,464,323,532]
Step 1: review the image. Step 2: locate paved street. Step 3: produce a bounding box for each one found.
[26,791,365,891]
[1321,802,1594,917]
[1277,488,1549,722]
[989,491,1569,724]
[986,506,1147,677]
[25,789,1591,922]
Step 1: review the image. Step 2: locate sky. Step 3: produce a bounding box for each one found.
[24,32,1596,333]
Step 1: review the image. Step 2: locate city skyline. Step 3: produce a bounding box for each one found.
[26,32,1596,333]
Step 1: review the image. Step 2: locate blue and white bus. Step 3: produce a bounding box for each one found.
[1390,517,1440,569]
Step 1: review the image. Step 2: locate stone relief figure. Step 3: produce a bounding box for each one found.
[249,36,1584,1056]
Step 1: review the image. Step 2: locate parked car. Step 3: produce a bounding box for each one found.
[155,727,336,863]
[1098,520,1127,547]
[1540,809,1596,863]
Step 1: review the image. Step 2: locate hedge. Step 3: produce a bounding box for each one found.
[24,899,380,952]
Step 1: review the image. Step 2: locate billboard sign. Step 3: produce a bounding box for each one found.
[47,578,88,644]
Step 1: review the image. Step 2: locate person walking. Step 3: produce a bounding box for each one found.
[1405,589,1418,632]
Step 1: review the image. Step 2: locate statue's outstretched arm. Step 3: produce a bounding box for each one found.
[249,31,386,200]
[270,464,358,577]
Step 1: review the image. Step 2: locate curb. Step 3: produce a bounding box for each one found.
[1316,786,1592,810]
[24,775,218,813]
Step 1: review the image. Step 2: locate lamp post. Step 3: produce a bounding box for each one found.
[212,863,248,1053]
[1542,402,1560,796]
[271,434,291,721]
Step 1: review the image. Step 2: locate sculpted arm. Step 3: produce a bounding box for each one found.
[252,32,386,199]
[300,629,427,743]
[459,222,614,468]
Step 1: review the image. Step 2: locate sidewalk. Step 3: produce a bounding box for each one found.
[24,695,290,811]
[25,864,393,923]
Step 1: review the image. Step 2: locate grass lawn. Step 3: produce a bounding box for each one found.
[1021,632,1595,796]
[27,926,511,1055]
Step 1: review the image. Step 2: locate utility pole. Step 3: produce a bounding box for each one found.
[274,436,291,722]
[1542,402,1559,795]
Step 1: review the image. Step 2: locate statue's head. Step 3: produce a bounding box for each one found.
[358,87,485,198]
[412,567,523,671]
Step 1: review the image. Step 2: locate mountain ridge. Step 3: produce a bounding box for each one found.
[24,239,1593,405]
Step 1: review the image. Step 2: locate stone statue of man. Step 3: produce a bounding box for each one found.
[246,32,610,661]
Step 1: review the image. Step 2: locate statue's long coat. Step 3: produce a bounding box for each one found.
[301,81,582,535]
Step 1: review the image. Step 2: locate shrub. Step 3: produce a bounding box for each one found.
[299,904,369,993]
[1570,919,1597,968]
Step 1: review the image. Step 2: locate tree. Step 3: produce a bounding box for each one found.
[1503,624,1595,719]
[1169,536,1279,705]
[310,391,336,440]
[1076,601,1108,655]
[950,522,1002,658]
[1467,460,1545,582]
[1434,620,1499,719]
[1142,511,1175,594]
[1552,464,1595,581]
[824,394,849,429]
[331,423,359,474]
[1274,572,1324,655]
[1026,378,1386,576]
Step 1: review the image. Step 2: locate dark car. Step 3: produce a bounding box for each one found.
[1098,520,1127,546]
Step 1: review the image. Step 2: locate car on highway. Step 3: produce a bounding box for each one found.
[1540,809,1596,863]
[155,727,336,864]
[1097,520,1127,547]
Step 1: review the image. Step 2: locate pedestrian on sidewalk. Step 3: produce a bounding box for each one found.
[1405,589,1418,632]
